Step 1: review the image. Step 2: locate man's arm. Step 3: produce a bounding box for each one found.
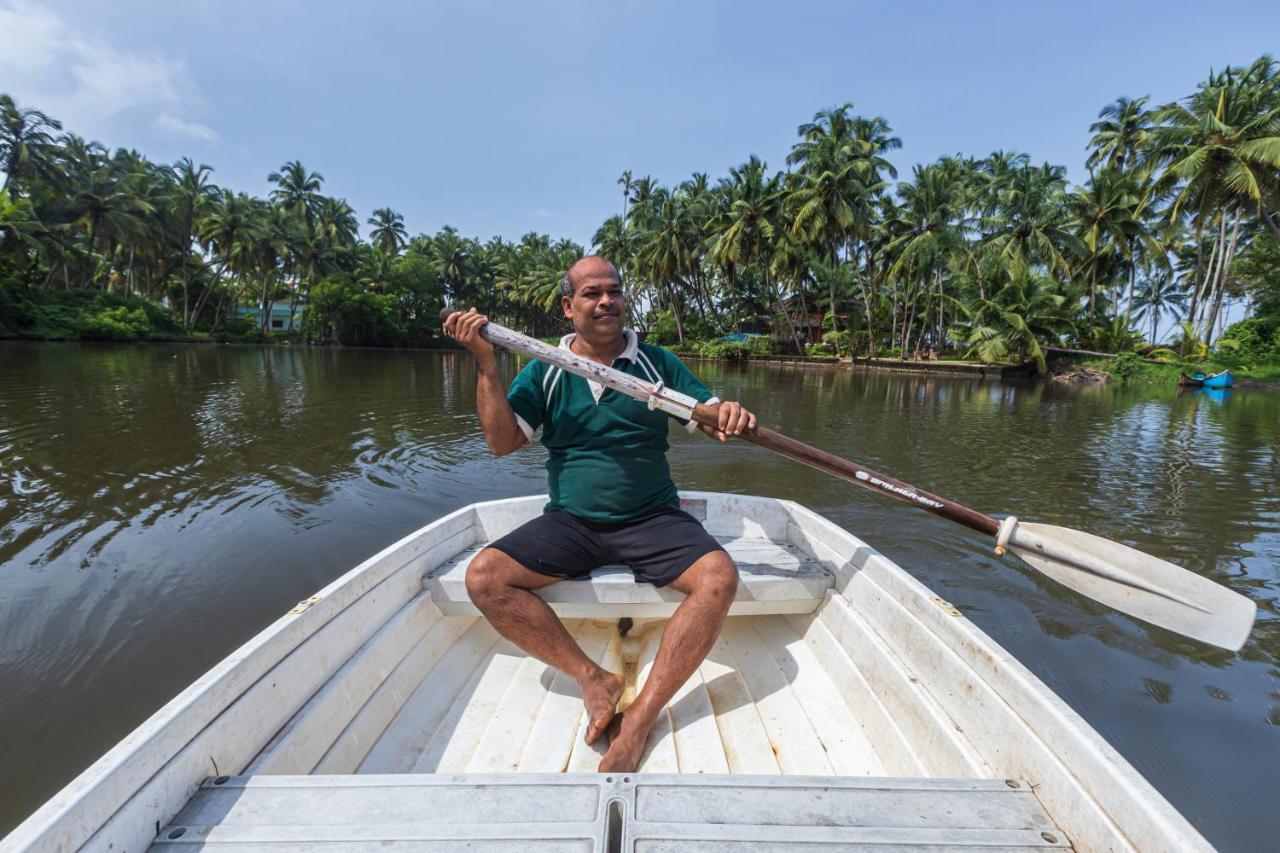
[443,308,528,456]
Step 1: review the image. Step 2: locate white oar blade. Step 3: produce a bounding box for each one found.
[1008,522,1256,651]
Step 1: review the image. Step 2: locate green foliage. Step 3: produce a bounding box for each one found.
[76,306,152,341]
[690,335,773,360]
[1217,316,1280,363]
[1110,350,1143,381]
[1170,321,1210,362]
[1083,316,1144,354]
[646,310,682,346]
[0,279,184,340]
[822,329,854,357]
[306,274,403,346]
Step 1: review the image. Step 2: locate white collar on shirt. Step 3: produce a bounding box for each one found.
[557,329,644,404]
[557,328,639,363]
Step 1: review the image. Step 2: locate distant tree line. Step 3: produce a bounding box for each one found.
[2,55,1279,364]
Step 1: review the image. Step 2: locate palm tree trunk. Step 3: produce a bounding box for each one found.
[769,272,802,354]
[1191,213,1224,334]
[828,243,839,334]
[796,279,812,345]
[1263,210,1280,244]
[1203,208,1241,348]
[672,291,686,344]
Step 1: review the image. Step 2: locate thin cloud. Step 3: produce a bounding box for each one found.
[154,112,220,144]
[0,0,216,145]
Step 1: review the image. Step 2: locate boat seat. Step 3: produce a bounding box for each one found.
[426,535,834,617]
[151,773,1069,851]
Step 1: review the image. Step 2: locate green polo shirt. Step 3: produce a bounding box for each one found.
[507,330,717,522]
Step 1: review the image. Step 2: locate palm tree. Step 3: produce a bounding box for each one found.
[978,162,1079,283]
[196,190,265,328]
[637,186,697,343]
[617,170,635,222]
[787,104,867,335]
[168,157,216,325]
[1067,168,1161,318]
[267,160,324,228]
[368,207,407,256]
[1132,271,1189,343]
[1087,96,1153,173]
[431,226,472,304]
[0,94,62,193]
[1147,56,1280,343]
[711,157,792,343]
[949,268,1074,372]
[886,163,970,355]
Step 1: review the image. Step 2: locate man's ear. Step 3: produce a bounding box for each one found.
[561,294,573,319]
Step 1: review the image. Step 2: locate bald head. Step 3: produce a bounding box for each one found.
[562,256,621,298]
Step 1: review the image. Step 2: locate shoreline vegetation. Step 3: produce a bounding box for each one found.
[3,56,1279,386]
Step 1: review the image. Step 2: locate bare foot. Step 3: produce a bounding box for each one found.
[598,709,658,773]
[580,669,624,745]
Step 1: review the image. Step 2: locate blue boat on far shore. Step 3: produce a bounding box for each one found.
[1178,369,1234,389]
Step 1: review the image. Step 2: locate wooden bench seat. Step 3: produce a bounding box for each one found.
[426,535,834,617]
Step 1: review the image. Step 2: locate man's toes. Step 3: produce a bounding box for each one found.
[584,706,617,745]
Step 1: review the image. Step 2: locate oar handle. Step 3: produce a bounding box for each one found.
[690,404,1000,537]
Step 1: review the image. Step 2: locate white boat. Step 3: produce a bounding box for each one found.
[2,492,1211,852]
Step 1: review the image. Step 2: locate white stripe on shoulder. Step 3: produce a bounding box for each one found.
[542,365,561,394]
[636,348,662,384]
[546,365,565,401]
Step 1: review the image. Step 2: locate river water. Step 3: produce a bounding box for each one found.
[0,341,1276,849]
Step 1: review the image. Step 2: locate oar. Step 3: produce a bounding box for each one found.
[442,310,1257,651]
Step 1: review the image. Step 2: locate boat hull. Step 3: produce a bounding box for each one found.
[1202,369,1234,388]
[2,492,1213,853]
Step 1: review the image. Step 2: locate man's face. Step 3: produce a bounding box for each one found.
[562,267,625,339]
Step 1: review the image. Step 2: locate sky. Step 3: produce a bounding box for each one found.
[2,0,1279,248]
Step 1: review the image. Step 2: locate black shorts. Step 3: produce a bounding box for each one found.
[487,506,726,588]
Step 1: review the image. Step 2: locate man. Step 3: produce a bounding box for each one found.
[443,255,756,772]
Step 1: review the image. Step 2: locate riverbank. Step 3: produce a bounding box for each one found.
[1072,356,1280,391]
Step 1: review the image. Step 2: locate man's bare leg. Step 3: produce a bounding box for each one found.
[465,547,623,743]
[599,551,738,772]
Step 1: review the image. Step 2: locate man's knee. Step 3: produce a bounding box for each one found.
[464,548,510,605]
[697,553,739,604]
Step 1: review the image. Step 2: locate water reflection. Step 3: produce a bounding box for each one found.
[0,343,1276,849]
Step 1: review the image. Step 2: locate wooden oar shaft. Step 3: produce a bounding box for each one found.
[692,404,1001,537]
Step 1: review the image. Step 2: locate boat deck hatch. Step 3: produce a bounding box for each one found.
[150,773,1071,851]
